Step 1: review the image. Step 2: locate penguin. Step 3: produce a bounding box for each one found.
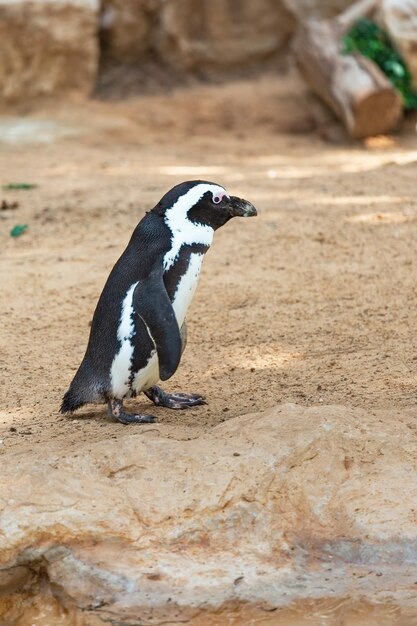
[60,180,257,424]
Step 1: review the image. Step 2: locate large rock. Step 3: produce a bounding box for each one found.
[100,0,296,70]
[379,0,417,90]
[155,0,295,70]
[0,0,99,101]
[1,403,417,624]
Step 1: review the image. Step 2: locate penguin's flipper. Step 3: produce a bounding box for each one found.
[133,267,182,381]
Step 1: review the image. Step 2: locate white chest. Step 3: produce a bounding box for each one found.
[130,253,204,394]
[171,252,204,328]
[110,252,205,397]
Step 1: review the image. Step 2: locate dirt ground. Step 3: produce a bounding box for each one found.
[1,73,417,457]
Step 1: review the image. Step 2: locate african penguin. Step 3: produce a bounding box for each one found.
[61,180,257,424]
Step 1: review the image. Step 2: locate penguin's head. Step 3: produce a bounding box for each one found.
[153,180,257,230]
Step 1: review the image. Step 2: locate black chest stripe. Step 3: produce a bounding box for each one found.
[163,243,209,301]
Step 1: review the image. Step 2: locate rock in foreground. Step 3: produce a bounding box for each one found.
[1,403,417,624]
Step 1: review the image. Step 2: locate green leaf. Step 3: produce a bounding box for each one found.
[3,183,37,190]
[10,224,28,237]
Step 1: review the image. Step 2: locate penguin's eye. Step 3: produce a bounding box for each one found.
[212,193,226,204]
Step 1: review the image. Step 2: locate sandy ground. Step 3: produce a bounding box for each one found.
[1,73,417,457]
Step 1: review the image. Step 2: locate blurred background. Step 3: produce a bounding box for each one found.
[2,0,356,102]
[0,0,416,141]
[1,0,416,137]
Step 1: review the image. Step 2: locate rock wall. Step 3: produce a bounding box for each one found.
[0,0,355,101]
[98,0,417,98]
[1,404,417,625]
[1,1,416,117]
[0,0,99,101]
[101,0,355,67]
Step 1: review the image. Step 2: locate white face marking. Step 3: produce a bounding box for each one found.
[163,183,226,271]
[171,252,204,328]
[110,282,138,397]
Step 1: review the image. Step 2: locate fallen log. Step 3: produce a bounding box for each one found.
[293,0,403,139]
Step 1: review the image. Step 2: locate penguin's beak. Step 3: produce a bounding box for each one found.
[226,196,257,218]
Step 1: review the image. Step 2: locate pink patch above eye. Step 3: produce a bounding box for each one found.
[213,193,228,204]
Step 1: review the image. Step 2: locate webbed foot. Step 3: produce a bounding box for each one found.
[144,385,206,409]
[108,399,156,425]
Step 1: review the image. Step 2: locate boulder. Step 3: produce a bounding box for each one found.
[0,0,99,102]
[135,0,295,70]
[1,403,417,624]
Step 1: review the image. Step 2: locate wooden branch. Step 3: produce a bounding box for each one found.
[293,4,403,139]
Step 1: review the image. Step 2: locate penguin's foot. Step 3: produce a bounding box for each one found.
[144,385,206,410]
[108,399,156,425]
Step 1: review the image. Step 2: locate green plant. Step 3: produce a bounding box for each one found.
[343,18,417,110]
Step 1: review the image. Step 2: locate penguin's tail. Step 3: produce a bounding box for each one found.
[60,387,86,414]
[60,359,103,414]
